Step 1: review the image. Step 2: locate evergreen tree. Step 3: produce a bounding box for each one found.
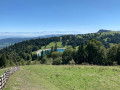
[41,50,44,60]
[76,42,87,64]
[54,43,57,51]
[51,46,54,53]
[116,45,120,65]
[41,55,47,64]
[86,39,106,65]
[107,45,118,65]
[46,50,50,58]
[62,46,73,64]
[0,53,8,67]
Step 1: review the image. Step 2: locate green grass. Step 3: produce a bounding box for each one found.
[0,68,9,76]
[103,38,108,42]
[98,31,120,38]
[76,36,83,38]
[75,46,79,50]
[32,42,66,54]
[41,42,63,49]
[4,65,120,90]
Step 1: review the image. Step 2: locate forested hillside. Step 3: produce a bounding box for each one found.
[0,34,65,49]
[0,30,120,67]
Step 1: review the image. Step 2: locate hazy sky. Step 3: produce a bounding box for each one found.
[0,0,120,34]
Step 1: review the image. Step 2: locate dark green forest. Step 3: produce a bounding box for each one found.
[1,31,120,67]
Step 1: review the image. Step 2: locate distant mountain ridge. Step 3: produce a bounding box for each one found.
[97,29,112,33]
[0,31,75,39]
[1,29,120,49]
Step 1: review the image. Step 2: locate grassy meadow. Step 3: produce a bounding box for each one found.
[32,42,64,54]
[41,42,63,49]
[3,65,120,90]
[0,68,9,76]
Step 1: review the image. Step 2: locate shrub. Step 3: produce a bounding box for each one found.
[81,62,89,65]
[41,55,47,64]
[113,61,118,66]
[19,59,26,66]
[69,59,75,65]
[53,57,62,65]
[32,60,40,65]
[26,60,31,65]
[46,58,53,65]
[10,61,16,66]
[51,52,62,59]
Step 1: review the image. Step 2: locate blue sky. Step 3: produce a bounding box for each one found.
[0,0,120,34]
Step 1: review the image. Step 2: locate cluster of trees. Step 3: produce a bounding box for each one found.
[1,32,120,67]
[36,39,120,65]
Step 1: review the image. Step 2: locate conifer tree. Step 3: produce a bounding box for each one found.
[54,43,57,51]
[0,53,8,67]
[76,42,87,64]
[51,46,54,53]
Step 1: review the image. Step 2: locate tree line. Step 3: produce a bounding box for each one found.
[38,39,120,65]
[0,32,120,67]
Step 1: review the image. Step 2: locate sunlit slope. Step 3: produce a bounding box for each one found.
[4,65,120,90]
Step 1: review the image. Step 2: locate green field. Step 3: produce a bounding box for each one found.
[32,42,68,54]
[0,68,9,76]
[4,65,120,90]
[41,42,63,49]
[0,43,12,49]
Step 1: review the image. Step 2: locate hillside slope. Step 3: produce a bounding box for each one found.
[4,65,120,90]
[1,30,120,66]
[0,34,65,49]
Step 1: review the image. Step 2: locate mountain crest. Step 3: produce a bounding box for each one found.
[97,29,112,33]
